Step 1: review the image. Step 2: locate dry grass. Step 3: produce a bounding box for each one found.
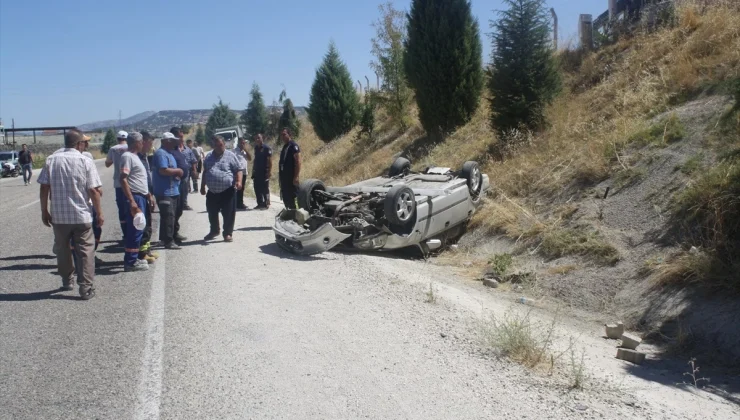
[480,310,558,368]
[540,227,620,266]
[548,265,578,276]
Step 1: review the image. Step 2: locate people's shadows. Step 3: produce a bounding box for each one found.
[0,263,58,272]
[258,243,325,261]
[236,226,272,232]
[96,243,124,255]
[0,254,55,261]
[0,288,81,301]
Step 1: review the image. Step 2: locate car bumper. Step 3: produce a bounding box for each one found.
[273,213,350,255]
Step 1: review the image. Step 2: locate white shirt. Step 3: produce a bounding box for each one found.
[37,149,102,225]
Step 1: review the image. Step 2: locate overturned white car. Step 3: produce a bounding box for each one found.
[273,157,489,256]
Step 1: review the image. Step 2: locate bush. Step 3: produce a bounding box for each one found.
[404,0,484,140]
[101,129,116,154]
[307,42,360,142]
[540,227,620,266]
[358,92,377,141]
[628,113,686,147]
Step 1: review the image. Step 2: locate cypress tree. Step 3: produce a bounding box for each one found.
[195,125,206,145]
[404,0,484,141]
[241,83,269,137]
[308,42,360,142]
[279,98,301,138]
[205,99,238,140]
[489,0,562,135]
[102,128,116,153]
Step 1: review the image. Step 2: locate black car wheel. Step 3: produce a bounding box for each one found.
[384,185,416,228]
[388,157,411,177]
[461,161,482,199]
[297,179,326,212]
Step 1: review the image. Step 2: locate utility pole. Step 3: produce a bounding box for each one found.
[12,118,15,148]
[550,8,558,50]
[118,110,122,128]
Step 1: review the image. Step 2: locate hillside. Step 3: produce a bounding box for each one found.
[296,2,740,363]
[78,106,307,134]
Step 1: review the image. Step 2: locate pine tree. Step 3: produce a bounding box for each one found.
[279,98,301,138]
[489,0,562,135]
[241,83,269,137]
[205,99,238,140]
[102,128,116,153]
[404,0,484,141]
[370,2,413,129]
[195,125,206,145]
[308,42,360,142]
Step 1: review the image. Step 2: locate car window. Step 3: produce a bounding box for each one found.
[0,152,13,161]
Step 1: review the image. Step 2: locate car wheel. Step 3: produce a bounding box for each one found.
[297,179,326,212]
[388,157,411,177]
[461,161,482,199]
[384,185,416,227]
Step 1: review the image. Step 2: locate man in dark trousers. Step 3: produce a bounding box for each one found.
[19,144,33,185]
[234,137,252,210]
[105,131,128,240]
[278,129,301,209]
[171,127,197,210]
[201,135,244,242]
[251,133,272,209]
[152,133,184,249]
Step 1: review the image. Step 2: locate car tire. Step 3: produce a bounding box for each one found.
[388,157,411,177]
[384,185,416,228]
[297,179,326,212]
[461,161,483,199]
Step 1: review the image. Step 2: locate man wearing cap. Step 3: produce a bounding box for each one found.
[119,132,151,272]
[201,135,244,242]
[38,129,104,300]
[152,133,184,249]
[252,133,272,209]
[138,132,158,263]
[105,130,129,240]
[234,137,252,210]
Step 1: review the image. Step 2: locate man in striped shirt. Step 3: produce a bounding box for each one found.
[120,132,151,272]
[38,129,104,300]
[201,135,244,242]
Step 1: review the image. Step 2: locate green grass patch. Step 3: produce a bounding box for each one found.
[675,153,704,175]
[613,167,646,190]
[628,113,686,147]
[487,253,514,277]
[540,228,620,266]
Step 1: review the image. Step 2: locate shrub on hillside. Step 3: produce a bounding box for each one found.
[308,42,360,142]
[279,98,301,138]
[404,0,484,141]
[488,0,562,136]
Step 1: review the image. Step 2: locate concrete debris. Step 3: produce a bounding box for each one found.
[483,278,499,289]
[616,348,646,365]
[605,322,625,339]
[620,333,642,350]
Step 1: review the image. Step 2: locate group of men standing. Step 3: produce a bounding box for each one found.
[37,124,302,300]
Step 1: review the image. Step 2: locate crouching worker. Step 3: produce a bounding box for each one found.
[120,132,151,272]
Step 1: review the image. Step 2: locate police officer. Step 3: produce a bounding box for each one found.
[278,128,301,209]
[251,133,272,210]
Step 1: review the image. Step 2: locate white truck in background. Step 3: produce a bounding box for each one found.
[213,126,244,149]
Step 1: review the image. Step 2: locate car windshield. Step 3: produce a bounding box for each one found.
[217,132,235,141]
[0,152,13,161]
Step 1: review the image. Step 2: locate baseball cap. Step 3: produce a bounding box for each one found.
[117,130,128,139]
[162,132,177,140]
[82,133,91,141]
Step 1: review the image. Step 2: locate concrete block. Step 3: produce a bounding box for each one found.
[605,322,624,339]
[620,333,642,350]
[616,348,646,365]
[483,278,499,289]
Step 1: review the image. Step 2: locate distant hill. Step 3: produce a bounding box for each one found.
[79,106,308,134]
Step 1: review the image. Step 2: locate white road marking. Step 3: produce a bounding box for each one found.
[134,253,167,420]
[17,199,40,210]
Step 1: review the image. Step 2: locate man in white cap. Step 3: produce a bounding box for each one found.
[152,132,184,249]
[105,130,129,240]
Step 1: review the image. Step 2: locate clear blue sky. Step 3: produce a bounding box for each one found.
[0,0,606,127]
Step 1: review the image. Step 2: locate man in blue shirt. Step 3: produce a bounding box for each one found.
[171,127,198,211]
[152,133,184,249]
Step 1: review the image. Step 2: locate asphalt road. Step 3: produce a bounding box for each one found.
[2,163,738,420]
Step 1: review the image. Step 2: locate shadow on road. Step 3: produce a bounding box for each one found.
[0,263,58,272]
[258,243,325,261]
[236,226,272,232]
[96,243,124,255]
[0,289,80,301]
[0,254,55,261]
